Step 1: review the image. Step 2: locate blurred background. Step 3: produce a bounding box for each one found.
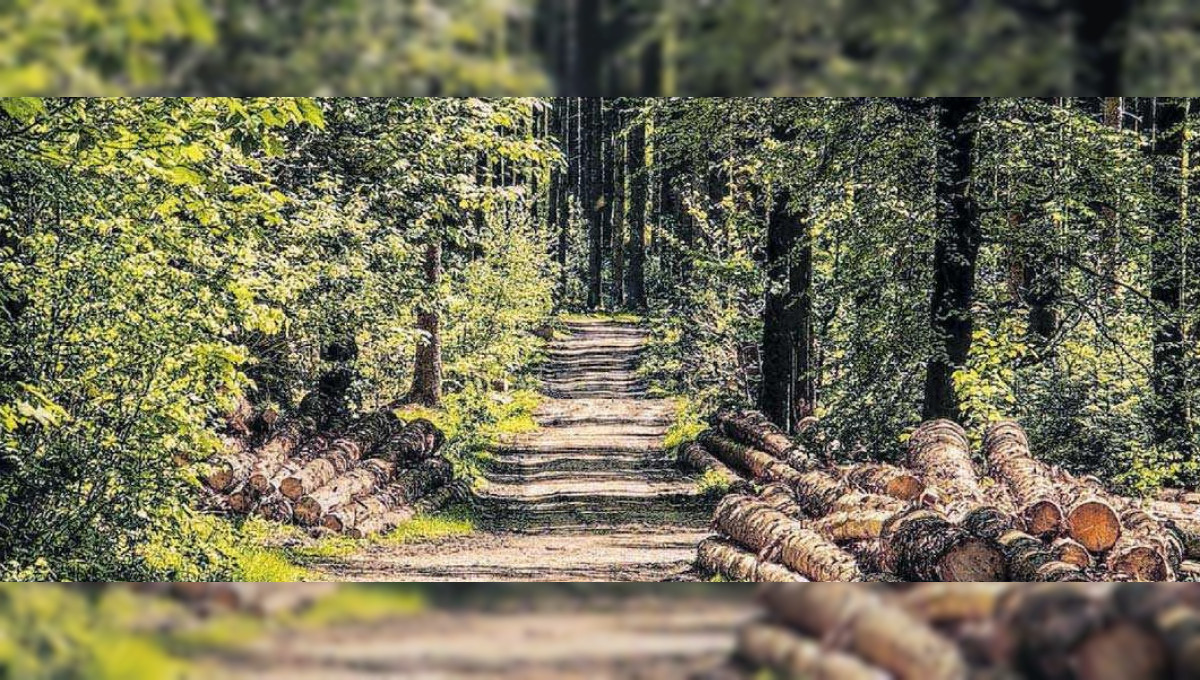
[6,0,1200,95]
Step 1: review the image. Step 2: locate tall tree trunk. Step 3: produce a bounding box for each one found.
[626,115,648,309]
[548,100,564,294]
[611,103,626,307]
[584,97,604,308]
[1146,97,1191,457]
[602,99,618,300]
[759,179,815,431]
[922,98,983,422]
[566,0,602,95]
[1070,0,1135,94]
[407,239,443,408]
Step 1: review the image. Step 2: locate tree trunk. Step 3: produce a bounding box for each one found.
[408,239,443,407]
[1146,97,1192,459]
[713,494,862,581]
[584,97,604,308]
[625,115,648,308]
[610,104,625,307]
[922,98,983,422]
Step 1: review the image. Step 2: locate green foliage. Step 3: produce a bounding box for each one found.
[383,507,476,545]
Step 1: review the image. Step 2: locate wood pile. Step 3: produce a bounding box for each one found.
[685,409,1200,582]
[736,583,1200,680]
[201,409,458,539]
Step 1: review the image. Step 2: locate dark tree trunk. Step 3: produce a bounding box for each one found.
[602,99,617,296]
[1146,97,1191,456]
[758,180,815,431]
[922,98,983,422]
[584,97,604,308]
[407,239,443,408]
[625,116,648,309]
[565,0,602,95]
[611,103,626,307]
[1070,0,1135,94]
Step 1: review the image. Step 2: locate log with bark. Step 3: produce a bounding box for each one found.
[678,441,742,487]
[321,458,452,535]
[791,468,908,519]
[713,494,862,581]
[984,422,1065,537]
[907,419,985,504]
[736,623,888,680]
[712,408,815,467]
[698,431,803,485]
[278,438,363,501]
[696,537,810,582]
[390,418,446,465]
[758,583,970,680]
[293,458,395,526]
[881,508,1007,581]
[843,462,925,502]
[245,424,304,494]
[1106,507,1182,581]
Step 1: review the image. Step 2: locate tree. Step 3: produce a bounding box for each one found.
[1145,97,1192,458]
[584,97,605,308]
[407,237,445,408]
[625,112,649,309]
[923,98,983,422]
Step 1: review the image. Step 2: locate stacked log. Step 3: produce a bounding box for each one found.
[737,583,1200,680]
[689,409,1199,582]
[200,408,456,539]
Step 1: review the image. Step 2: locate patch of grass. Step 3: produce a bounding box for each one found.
[696,468,734,498]
[380,506,476,545]
[663,398,707,455]
[559,311,645,324]
[233,544,315,582]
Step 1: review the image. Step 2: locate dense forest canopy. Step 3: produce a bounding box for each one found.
[1,96,1199,582]
[8,1,1200,94]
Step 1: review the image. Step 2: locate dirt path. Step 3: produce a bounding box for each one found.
[312,319,714,582]
[204,596,754,679]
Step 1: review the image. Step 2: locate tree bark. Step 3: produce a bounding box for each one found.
[697,537,810,583]
[407,239,443,407]
[624,114,648,308]
[610,103,625,307]
[584,97,604,308]
[922,98,983,422]
[1069,0,1136,94]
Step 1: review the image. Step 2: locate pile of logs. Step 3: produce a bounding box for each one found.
[684,409,1200,582]
[737,583,1200,680]
[202,409,459,538]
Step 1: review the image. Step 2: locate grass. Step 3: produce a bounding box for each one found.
[559,311,645,324]
[663,398,707,455]
[381,505,476,545]
[696,468,734,498]
[292,586,426,627]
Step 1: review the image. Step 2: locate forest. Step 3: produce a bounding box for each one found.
[2,96,1200,586]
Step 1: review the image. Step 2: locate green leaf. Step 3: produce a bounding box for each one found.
[297,98,326,128]
[167,166,206,186]
[1,97,46,124]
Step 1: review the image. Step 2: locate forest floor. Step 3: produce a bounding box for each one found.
[198,594,754,679]
[307,319,715,582]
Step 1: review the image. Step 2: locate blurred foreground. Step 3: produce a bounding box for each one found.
[9,583,1200,679]
[7,1,1200,94]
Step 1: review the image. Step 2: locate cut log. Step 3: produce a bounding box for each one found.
[246,424,303,494]
[984,422,1065,537]
[1074,622,1169,680]
[758,583,970,680]
[203,443,258,493]
[279,438,363,501]
[293,458,395,526]
[256,495,294,523]
[698,431,803,485]
[1066,497,1122,554]
[678,441,741,486]
[1051,537,1094,569]
[713,494,861,581]
[1110,586,1200,679]
[881,508,1006,581]
[737,623,887,680]
[322,459,452,534]
[348,410,407,456]
[995,530,1087,582]
[843,463,925,502]
[1106,507,1180,582]
[227,485,257,514]
[696,536,809,582]
[907,419,984,504]
[993,584,1111,680]
[712,408,803,460]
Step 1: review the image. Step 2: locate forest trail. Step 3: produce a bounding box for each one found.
[203,596,753,679]
[312,319,714,581]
